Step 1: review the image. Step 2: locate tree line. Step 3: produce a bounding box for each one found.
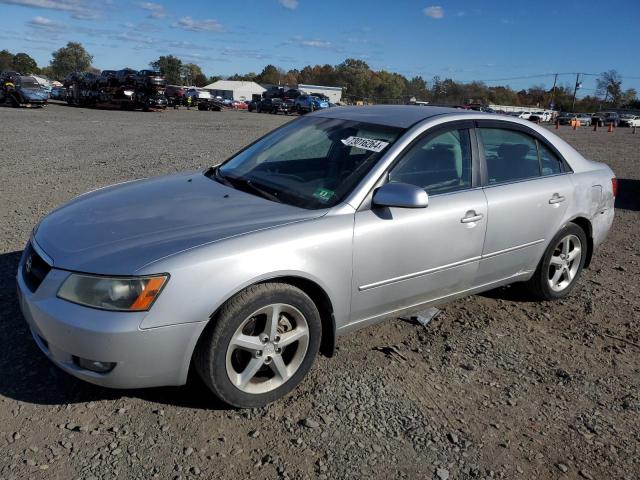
[2,42,638,112]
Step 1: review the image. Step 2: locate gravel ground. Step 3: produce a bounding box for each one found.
[0,104,638,480]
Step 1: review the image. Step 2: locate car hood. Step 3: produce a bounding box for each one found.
[20,88,48,100]
[34,171,326,275]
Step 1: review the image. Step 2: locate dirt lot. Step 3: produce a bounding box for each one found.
[0,104,638,480]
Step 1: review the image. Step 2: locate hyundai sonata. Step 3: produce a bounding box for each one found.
[17,106,615,407]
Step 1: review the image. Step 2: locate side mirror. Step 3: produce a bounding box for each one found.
[372,182,429,209]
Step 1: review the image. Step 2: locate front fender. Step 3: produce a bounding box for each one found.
[138,213,355,332]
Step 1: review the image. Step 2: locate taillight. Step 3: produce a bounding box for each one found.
[611,177,618,197]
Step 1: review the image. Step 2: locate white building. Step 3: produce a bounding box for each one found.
[298,84,343,104]
[202,80,266,102]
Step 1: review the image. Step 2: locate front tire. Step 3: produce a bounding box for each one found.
[194,283,321,408]
[525,223,587,300]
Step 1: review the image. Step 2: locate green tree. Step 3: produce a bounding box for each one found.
[256,64,281,85]
[50,42,93,79]
[336,58,373,101]
[406,76,429,101]
[373,70,405,102]
[182,63,207,86]
[620,88,637,106]
[12,52,38,74]
[0,49,14,71]
[150,55,182,84]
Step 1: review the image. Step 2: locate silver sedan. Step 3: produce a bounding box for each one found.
[17,106,616,407]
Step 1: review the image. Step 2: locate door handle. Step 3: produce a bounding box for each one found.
[461,211,484,223]
[549,193,566,204]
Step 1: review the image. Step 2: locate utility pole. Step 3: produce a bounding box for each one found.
[550,73,558,109]
[571,73,581,111]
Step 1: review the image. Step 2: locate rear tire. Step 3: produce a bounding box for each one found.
[525,223,587,300]
[194,283,321,408]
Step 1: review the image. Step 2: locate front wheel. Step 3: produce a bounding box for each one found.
[525,223,587,300]
[194,283,321,408]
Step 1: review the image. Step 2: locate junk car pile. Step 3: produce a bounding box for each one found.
[63,68,168,111]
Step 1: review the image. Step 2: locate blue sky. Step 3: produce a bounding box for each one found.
[1,0,639,95]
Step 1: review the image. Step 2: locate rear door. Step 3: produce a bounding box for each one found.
[475,121,573,284]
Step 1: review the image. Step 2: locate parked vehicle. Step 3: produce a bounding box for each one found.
[247,99,259,112]
[295,94,330,113]
[0,75,48,107]
[627,116,640,128]
[556,112,575,125]
[257,97,294,114]
[185,87,214,110]
[164,85,185,107]
[591,111,619,127]
[97,70,118,90]
[231,100,248,110]
[518,111,532,120]
[135,70,166,90]
[50,86,67,100]
[17,106,616,408]
[528,112,544,123]
[618,114,640,127]
[575,114,591,126]
[115,68,138,87]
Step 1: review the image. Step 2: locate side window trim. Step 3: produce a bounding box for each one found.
[474,120,572,188]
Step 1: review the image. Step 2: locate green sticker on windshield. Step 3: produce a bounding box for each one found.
[312,187,335,202]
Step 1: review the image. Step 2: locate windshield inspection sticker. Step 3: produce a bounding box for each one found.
[312,187,335,202]
[340,136,389,152]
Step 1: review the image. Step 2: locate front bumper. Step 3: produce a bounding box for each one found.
[16,249,207,389]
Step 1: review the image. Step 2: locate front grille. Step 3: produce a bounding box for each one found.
[22,242,51,292]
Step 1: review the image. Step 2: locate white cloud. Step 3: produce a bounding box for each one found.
[139,1,165,19]
[279,0,298,9]
[300,39,332,48]
[28,15,66,31]
[423,5,444,19]
[0,0,100,19]
[175,16,224,33]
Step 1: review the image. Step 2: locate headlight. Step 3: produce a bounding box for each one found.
[57,274,168,311]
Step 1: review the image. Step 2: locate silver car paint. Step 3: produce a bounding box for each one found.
[17,108,615,389]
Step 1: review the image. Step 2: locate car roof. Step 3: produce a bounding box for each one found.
[311,105,468,128]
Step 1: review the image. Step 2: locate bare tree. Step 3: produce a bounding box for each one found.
[596,70,623,104]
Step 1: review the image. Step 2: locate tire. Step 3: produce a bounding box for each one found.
[525,223,587,300]
[194,282,322,408]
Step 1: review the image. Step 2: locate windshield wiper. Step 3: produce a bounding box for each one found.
[214,169,282,203]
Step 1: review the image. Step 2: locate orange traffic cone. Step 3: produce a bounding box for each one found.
[608,122,613,133]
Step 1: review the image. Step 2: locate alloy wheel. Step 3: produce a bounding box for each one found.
[225,303,309,394]
[548,234,582,292]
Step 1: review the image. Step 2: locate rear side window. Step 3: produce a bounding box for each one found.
[479,129,540,184]
[538,142,563,175]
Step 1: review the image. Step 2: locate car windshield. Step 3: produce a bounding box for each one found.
[213,117,404,209]
[18,77,39,89]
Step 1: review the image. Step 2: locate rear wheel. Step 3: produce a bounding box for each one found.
[525,223,587,300]
[194,283,321,408]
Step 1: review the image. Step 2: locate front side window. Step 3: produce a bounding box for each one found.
[479,128,541,184]
[215,117,403,209]
[389,128,472,195]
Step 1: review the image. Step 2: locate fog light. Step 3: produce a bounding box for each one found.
[73,356,116,373]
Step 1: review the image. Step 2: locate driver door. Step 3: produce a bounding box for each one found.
[350,122,488,323]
